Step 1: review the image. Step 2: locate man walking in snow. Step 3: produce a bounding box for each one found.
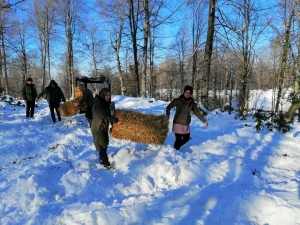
[37,80,66,123]
[22,77,38,118]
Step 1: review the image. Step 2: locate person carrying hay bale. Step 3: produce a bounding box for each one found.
[166,85,209,150]
[91,88,122,169]
[73,83,94,127]
[37,80,66,123]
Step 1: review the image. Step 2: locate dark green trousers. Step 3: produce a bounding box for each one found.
[91,129,109,165]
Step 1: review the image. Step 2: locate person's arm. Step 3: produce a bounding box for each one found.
[60,89,66,102]
[37,88,47,99]
[98,104,119,124]
[166,98,179,116]
[193,103,208,126]
[78,90,88,105]
[34,88,38,100]
[22,85,27,101]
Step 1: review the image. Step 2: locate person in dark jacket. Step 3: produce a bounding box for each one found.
[74,83,95,127]
[91,88,122,169]
[37,80,66,123]
[166,85,209,150]
[22,77,38,118]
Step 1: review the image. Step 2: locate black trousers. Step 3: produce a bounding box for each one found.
[26,100,35,117]
[85,106,93,127]
[49,103,61,123]
[174,133,190,150]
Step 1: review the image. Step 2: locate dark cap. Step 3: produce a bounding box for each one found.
[184,85,193,94]
[27,78,33,82]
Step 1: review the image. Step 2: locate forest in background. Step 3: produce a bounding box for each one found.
[0,0,299,115]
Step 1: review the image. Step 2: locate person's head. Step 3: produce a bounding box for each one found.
[27,78,33,84]
[50,80,57,88]
[78,82,85,92]
[99,88,111,102]
[183,85,193,98]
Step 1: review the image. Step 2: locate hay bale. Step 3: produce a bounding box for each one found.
[58,97,81,117]
[111,109,169,145]
[74,86,82,99]
[58,87,82,117]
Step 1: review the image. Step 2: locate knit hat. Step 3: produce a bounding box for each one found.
[184,85,193,94]
[27,78,33,82]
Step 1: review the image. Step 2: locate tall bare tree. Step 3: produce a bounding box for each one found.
[186,0,207,101]
[141,0,150,97]
[80,20,105,78]
[172,25,188,90]
[57,0,82,98]
[275,0,296,113]
[32,0,57,90]
[0,3,10,95]
[218,0,268,115]
[202,0,216,109]
[98,0,126,95]
[127,0,141,96]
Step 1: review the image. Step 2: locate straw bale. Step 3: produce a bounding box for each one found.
[111,109,169,145]
[57,87,83,117]
[58,97,81,117]
[74,86,82,99]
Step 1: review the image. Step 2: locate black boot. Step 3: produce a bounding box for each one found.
[99,147,110,165]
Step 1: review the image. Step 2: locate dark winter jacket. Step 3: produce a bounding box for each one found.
[91,88,118,131]
[166,94,206,126]
[37,80,66,105]
[79,88,94,108]
[22,83,37,101]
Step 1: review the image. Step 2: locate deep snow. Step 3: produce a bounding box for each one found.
[0,90,300,225]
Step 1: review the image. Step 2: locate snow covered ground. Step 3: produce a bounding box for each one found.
[0,91,300,225]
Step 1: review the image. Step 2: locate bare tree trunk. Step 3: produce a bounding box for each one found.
[237,0,252,116]
[0,42,3,96]
[128,0,140,96]
[201,0,216,109]
[41,40,47,90]
[179,34,185,90]
[1,33,8,95]
[67,22,74,98]
[149,30,155,98]
[33,0,56,90]
[141,0,150,98]
[21,41,28,82]
[91,35,97,76]
[110,20,125,95]
[190,1,203,101]
[191,17,199,87]
[275,3,294,113]
[62,0,76,99]
[47,38,51,81]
